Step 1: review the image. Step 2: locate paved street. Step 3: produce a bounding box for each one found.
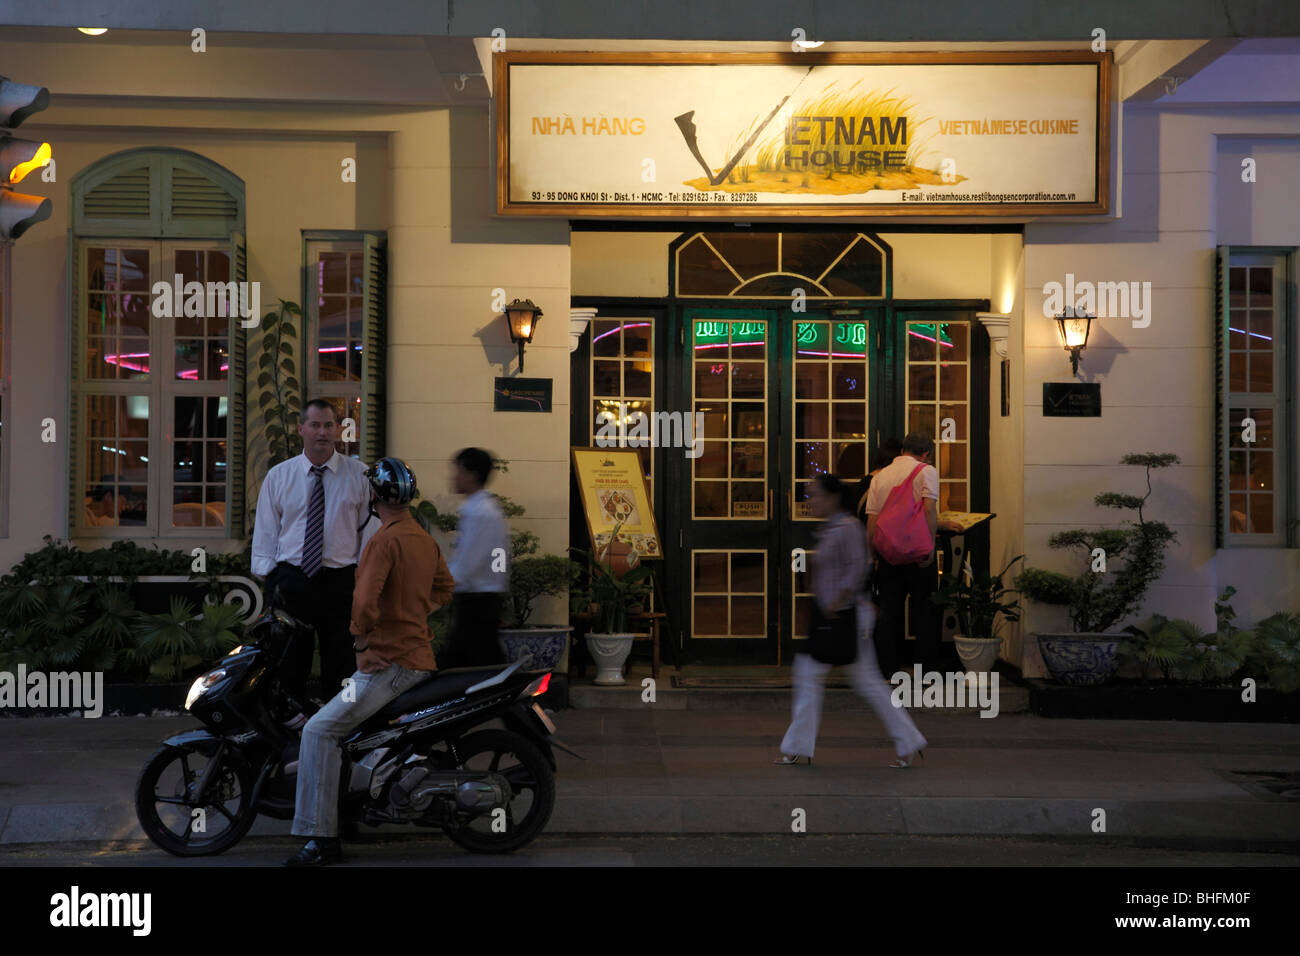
[2,706,1298,859]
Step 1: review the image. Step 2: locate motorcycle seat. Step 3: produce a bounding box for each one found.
[373,665,508,723]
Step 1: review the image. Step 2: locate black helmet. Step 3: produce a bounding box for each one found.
[366,457,418,505]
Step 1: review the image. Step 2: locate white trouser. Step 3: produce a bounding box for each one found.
[780,600,928,759]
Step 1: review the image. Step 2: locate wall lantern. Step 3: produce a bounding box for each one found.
[1054,309,1093,376]
[503,298,543,372]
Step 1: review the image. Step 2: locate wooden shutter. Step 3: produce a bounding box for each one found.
[66,235,83,534]
[1214,246,1229,548]
[360,233,387,462]
[227,232,248,537]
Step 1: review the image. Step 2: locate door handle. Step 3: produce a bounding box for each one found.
[767,488,773,517]
[787,489,793,516]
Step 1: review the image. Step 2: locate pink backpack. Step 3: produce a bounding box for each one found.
[871,463,933,564]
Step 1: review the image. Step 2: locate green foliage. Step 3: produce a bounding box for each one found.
[931,555,1022,640]
[507,555,582,627]
[1254,611,1300,693]
[1014,452,1180,633]
[254,299,304,471]
[571,526,655,634]
[129,597,242,682]
[0,540,252,681]
[3,536,251,584]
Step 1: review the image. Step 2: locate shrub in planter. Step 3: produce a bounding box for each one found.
[128,597,243,682]
[1015,452,1180,685]
[931,554,1023,672]
[1255,610,1300,693]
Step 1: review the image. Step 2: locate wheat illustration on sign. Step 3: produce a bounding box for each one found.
[674,68,957,194]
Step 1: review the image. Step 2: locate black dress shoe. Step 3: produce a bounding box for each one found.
[283,837,343,866]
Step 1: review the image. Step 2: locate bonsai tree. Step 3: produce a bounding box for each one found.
[1015,453,1179,634]
[506,554,582,628]
[932,555,1023,640]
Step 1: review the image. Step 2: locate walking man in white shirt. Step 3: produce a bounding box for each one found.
[445,447,510,668]
[252,399,371,705]
[863,432,941,676]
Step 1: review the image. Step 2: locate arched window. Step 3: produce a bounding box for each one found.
[69,149,248,539]
[674,231,886,299]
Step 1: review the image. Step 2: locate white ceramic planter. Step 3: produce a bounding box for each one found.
[953,635,1003,673]
[584,633,637,685]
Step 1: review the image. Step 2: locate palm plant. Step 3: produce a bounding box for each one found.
[932,555,1023,640]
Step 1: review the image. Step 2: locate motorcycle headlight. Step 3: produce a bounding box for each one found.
[185,668,228,711]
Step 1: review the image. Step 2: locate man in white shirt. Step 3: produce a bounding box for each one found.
[445,447,510,668]
[252,399,372,705]
[863,432,941,676]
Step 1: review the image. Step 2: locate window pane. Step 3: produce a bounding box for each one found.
[908,364,936,401]
[319,252,348,294]
[625,361,652,397]
[731,597,765,635]
[1228,352,1247,392]
[1247,266,1272,307]
[796,403,828,440]
[694,552,727,592]
[832,403,865,439]
[695,361,728,398]
[1249,493,1273,534]
[118,485,148,526]
[942,323,969,362]
[939,362,967,401]
[695,481,727,517]
[732,403,764,439]
[832,362,865,399]
[794,362,828,399]
[592,320,621,356]
[1249,352,1273,392]
[732,442,764,479]
[907,325,936,361]
[730,362,764,399]
[592,360,620,396]
[623,321,652,358]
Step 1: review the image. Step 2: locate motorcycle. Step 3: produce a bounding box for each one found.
[134,605,572,856]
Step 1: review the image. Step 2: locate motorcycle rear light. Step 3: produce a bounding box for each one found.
[524,673,551,697]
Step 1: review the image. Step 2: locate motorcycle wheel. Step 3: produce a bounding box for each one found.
[135,744,258,857]
[440,729,555,854]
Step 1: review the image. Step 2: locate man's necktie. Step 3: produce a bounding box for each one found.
[302,464,326,578]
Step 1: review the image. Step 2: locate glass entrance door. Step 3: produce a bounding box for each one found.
[674,307,878,664]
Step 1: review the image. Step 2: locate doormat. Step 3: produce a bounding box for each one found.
[671,676,855,690]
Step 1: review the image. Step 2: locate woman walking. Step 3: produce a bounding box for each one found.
[775,474,928,769]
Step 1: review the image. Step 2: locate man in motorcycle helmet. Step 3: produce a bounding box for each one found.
[286,456,455,866]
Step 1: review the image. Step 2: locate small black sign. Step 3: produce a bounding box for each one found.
[494,377,553,412]
[1043,382,1101,417]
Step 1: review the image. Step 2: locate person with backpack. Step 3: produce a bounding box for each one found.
[864,432,941,676]
[774,474,927,769]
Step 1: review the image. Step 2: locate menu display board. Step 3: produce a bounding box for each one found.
[572,447,662,559]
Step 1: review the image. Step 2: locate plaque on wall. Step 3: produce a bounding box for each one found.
[1043,382,1101,417]
[494,377,553,412]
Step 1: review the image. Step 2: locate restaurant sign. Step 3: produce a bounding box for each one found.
[496,52,1110,218]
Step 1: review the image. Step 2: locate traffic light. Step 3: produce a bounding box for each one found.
[0,75,52,240]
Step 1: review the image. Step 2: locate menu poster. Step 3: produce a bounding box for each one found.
[571,447,662,560]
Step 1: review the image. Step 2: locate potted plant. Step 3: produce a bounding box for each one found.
[931,554,1023,673]
[496,554,582,670]
[1015,452,1179,685]
[572,527,654,685]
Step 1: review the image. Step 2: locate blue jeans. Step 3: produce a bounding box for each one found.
[291,664,431,838]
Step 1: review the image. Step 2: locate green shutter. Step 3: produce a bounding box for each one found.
[228,232,248,538]
[1214,246,1229,548]
[360,233,387,462]
[66,235,82,534]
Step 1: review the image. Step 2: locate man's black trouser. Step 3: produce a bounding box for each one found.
[872,556,940,676]
[445,592,505,668]
[265,561,356,704]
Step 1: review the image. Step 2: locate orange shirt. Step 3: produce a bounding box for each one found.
[350,511,455,671]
